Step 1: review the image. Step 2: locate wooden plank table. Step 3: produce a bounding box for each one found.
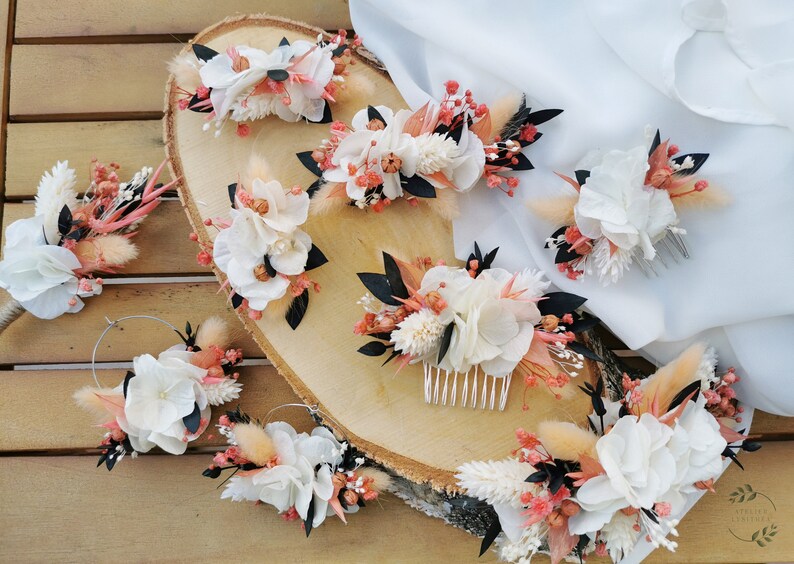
[0,3,792,562]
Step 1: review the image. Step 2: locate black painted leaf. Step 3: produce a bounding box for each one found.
[305,245,328,271]
[358,341,388,357]
[525,470,548,483]
[332,43,347,57]
[723,447,745,470]
[382,252,409,299]
[96,453,107,468]
[568,315,600,333]
[203,466,222,479]
[227,183,238,206]
[306,179,322,198]
[524,108,563,126]
[105,451,119,471]
[555,243,580,264]
[401,174,436,198]
[192,43,219,62]
[309,101,333,124]
[187,92,213,113]
[358,273,400,306]
[296,151,323,177]
[285,291,310,330]
[742,441,762,452]
[437,323,455,364]
[369,332,393,341]
[183,402,202,434]
[568,341,603,363]
[546,225,568,248]
[668,380,701,410]
[672,153,709,176]
[122,371,135,398]
[574,170,590,186]
[367,105,385,124]
[549,470,566,494]
[279,36,290,47]
[538,292,587,316]
[382,349,401,367]
[479,513,502,557]
[474,242,483,262]
[508,152,534,171]
[304,497,315,538]
[649,129,662,157]
[58,205,72,237]
[267,68,289,82]
[482,247,499,270]
[263,255,277,278]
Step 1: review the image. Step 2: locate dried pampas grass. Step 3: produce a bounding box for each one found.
[168,53,202,91]
[671,185,731,209]
[233,423,277,466]
[195,316,230,350]
[537,421,598,461]
[309,182,349,216]
[73,386,119,424]
[528,196,578,227]
[243,153,274,187]
[74,235,139,271]
[423,187,460,221]
[489,91,524,141]
[639,343,707,414]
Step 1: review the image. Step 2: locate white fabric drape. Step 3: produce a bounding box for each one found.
[350,0,794,416]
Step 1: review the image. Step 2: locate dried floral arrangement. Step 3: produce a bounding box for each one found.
[0,160,173,331]
[75,316,244,470]
[204,405,393,536]
[535,129,728,284]
[171,30,366,137]
[456,343,758,562]
[193,155,328,329]
[354,244,600,410]
[298,82,561,217]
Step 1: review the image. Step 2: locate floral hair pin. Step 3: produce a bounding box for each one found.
[354,244,600,411]
[170,30,366,138]
[298,83,561,217]
[204,403,393,536]
[457,343,759,563]
[194,155,328,329]
[74,315,244,470]
[535,129,727,284]
[0,160,173,332]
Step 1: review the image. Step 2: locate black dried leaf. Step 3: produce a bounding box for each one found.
[367,105,386,125]
[742,441,762,452]
[549,469,566,494]
[568,341,603,363]
[668,380,701,410]
[306,100,333,124]
[306,179,322,198]
[227,183,238,206]
[65,226,88,241]
[437,323,455,364]
[203,466,222,479]
[296,151,323,177]
[263,255,277,278]
[369,332,393,341]
[722,447,745,470]
[672,153,709,176]
[382,252,409,300]
[58,205,72,237]
[479,513,502,557]
[192,43,219,62]
[105,450,119,471]
[279,37,290,47]
[649,129,662,157]
[267,68,289,82]
[524,108,563,126]
[574,170,590,186]
[555,243,580,264]
[525,470,548,483]
[508,152,534,171]
[568,315,600,333]
[401,174,436,198]
[187,92,213,113]
[358,341,388,357]
[122,371,135,398]
[357,273,400,306]
[332,43,347,58]
[538,292,587,317]
[304,497,315,538]
[185,321,193,337]
[285,291,310,330]
[482,247,499,270]
[382,349,401,367]
[183,402,202,434]
[546,225,568,248]
[225,406,251,424]
[305,245,328,271]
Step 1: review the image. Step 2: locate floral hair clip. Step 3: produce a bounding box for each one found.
[535,129,727,284]
[194,155,328,329]
[298,83,561,217]
[457,343,759,563]
[354,244,600,411]
[204,403,393,536]
[170,30,366,138]
[74,315,244,470]
[0,160,173,332]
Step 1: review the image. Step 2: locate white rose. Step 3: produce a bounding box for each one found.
[574,146,677,260]
[0,215,87,319]
[569,413,676,535]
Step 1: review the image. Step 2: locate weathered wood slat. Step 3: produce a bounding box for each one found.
[1,201,207,275]
[14,0,352,39]
[5,121,170,198]
[0,283,261,365]
[0,366,312,451]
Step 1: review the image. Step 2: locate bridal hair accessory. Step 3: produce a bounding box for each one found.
[74,315,244,470]
[298,83,561,217]
[535,129,727,284]
[170,30,366,137]
[456,344,759,563]
[0,160,173,331]
[193,155,328,329]
[203,403,393,536]
[354,244,600,411]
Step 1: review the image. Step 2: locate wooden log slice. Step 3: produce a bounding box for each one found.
[164,15,595,502]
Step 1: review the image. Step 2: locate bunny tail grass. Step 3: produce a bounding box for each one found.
[0,298,25,334]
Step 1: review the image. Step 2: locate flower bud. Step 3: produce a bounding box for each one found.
[540,315,559,332]
[253,264,270,282]
[343,490,359,506]
[251,199,270,215]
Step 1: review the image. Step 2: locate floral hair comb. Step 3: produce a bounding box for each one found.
[74,315,244,470]
[204,403,392,536]
[0,160,173,333]
[298,83,561,217]
[171,30,366,138]
[457,343,759,563]
[535,129,727,284]
[194,155,328,329]
[354,244,599,411]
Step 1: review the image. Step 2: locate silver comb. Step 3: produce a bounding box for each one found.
[632,227,690,278]
[423,363,513,411]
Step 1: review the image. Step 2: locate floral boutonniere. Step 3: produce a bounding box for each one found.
[193,155,328,329]
[0,160,172,331]
[298,82,561,217]
[354,244,599,410]
[535,129,727,284]
[171,30,365,137]
[75,316,244,470]
[204,405,392,536]
[457,343,759,563]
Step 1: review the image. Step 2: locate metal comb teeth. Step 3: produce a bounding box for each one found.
[423,363,512,411]
[633,228,690,278]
